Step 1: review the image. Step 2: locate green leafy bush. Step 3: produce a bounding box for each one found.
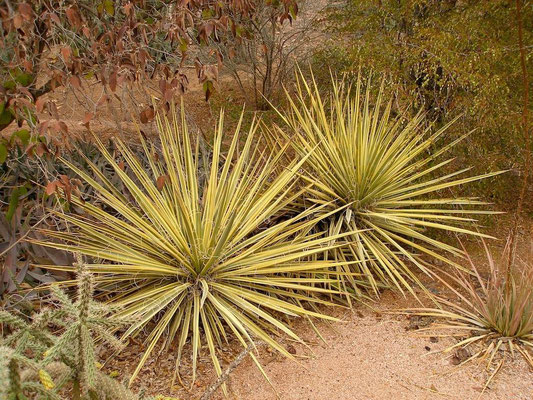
[313,0,532,205]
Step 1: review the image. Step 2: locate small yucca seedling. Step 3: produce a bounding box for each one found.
[0,255,149,400]
[410,239,533,384]
[270,71,502,297]
[35,106,359,389]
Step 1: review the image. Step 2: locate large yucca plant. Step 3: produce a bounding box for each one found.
[35,107,356,387]
[270,72,502,297]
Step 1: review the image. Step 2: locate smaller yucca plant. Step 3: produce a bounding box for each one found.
[270,70,502,298]
[410,239,533,377]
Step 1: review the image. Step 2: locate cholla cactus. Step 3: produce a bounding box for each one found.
[0,312,58,399]
[0,254,155,400]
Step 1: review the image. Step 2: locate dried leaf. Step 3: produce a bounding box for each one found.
[46,182,58,196]
[13,14,23,29]
[156,175,168,191]
[60,47,72,63]
[35,142,49,157]
[139,106,154,124]
[69,75,82,89]
[65,6,82,28]
[35,97,47,112]
[109,70,117,92]
[49,13,61,25]
[82,112,94,124]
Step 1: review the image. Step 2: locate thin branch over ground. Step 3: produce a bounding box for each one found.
[199,342,266,400]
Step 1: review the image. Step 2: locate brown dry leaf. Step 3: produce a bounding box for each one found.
[450,356,461,366]
[13,14,23,29]
[45,181,57,196]
[35,142,49,157]
[455,348,470,362]
[49,13,60,25]
[287,344,297,355]
[65,6,82,28]
[60,47,72,63]
[69,75,82,89]
[35,97,47,112]
[82,112,94,125]
[140,106,154,123]
[23,59,33,72]
[156,175,168,191]
[109,69,118,92]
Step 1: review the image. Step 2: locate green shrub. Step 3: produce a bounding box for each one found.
[313,0,532,206]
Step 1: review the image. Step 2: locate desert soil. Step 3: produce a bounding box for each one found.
[213,293,533,400]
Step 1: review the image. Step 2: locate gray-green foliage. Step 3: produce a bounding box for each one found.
[0,255,150,400]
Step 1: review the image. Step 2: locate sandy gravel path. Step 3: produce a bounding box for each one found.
[215,293,532,400]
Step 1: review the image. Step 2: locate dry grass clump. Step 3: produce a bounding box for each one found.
[411,239,533,382]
